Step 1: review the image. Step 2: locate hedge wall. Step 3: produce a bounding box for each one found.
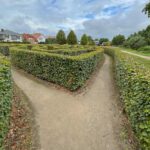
[0,55,12,148]
[10,49,103,91]
[0,46,10,56]
[104,47,150,150]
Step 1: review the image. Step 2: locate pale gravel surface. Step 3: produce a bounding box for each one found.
[122,50,150,60]
[12,55,132,150]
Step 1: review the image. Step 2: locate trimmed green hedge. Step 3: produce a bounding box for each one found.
[10,49,103,90]
[104,47,150,150]
[0,46,9,56]
[0,55,12,148]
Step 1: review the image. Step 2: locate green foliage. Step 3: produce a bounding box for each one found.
[99,38,109,45]
[56,30,66,45]
[10,48,103,91]
[0,55,12,149]
[143,2,150,17]
[67,30,77,45]
[138,46,150,53]
[81,34,88,45]
[112,34,125,46]
[104,47,150,150]
[45,38,56,44]
[124,35,147,50]
[87,36,95,45]
[27,45,33,50]
[0,46,10,56]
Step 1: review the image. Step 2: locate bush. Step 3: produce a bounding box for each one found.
[0,46,10,56]
[138,46,150,52]
[0,55,12,148]
[104,47,150,150]
[27,45,33,50]
[47,45,54,50]
[10,49,103,91]
[124,35,147,50]
[112,34,125,46]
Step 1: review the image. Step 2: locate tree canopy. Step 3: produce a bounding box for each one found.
[143,2,150,17]
[67,30,77,45]
[99,38,109,45]
[81,34,88,45]
[112,34,125,46]
[56,30,66,45]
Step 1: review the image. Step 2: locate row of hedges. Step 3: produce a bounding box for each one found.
[0,55,12,148]
[10,49,104,91]
[104,47,150,150]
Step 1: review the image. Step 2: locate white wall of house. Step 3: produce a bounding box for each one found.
[37,36,46,43]
[3,35,22,42]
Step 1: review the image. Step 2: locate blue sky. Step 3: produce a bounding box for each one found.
[0,0,149,39]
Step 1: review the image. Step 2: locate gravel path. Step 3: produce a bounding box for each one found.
[122,50,150,60]
[12,55,131,150]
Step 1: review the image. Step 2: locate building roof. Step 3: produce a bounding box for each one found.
[0,29,21,36]
[23,34,38,42]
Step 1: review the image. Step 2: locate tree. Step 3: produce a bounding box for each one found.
[99,38,109,45]
[143,2,150,17]
[87,36,95,45]
[67,30,77,45]
[56,30,66,45]
[80,34,88,45]
[45,38,56,44]
[112,34,125,45]
[124,35,147,50]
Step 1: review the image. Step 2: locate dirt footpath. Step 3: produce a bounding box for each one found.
[122,50,150,60]
[12,55,132,150]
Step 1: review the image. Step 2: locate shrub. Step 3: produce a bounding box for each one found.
[104,47,150,150]
[10,49,103,91]
[112,34,125,46]
[138,46,150,53]
[47,45,54,50]
[0,55,12,148]
[0,46,10,56]
[27,45,33,50]
[124,35,147,50]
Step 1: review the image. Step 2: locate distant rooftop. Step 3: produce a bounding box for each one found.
[0,29,21,35]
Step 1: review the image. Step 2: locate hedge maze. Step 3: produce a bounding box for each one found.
[10,45,104,91]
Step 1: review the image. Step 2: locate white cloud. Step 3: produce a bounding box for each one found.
[0,0,149,38]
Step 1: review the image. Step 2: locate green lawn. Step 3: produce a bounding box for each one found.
[120,47,150,56]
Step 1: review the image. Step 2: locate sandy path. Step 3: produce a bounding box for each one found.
[122,50,150,60]
[12,55,130,150]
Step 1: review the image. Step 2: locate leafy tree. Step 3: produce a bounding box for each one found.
[67,30,77,45]
[99,38,109,45]
[124,35,147,49]
[143,2,150,17]
[56,30,66,45]
[45,38,56,44]
[81,34,88,45]
[112,34,125,45]
[87,36,95,45]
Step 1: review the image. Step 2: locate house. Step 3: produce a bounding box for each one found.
[23,34,38,44]
[0,29,22,42]
[23,33,46,44]
[32,33,46,43]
